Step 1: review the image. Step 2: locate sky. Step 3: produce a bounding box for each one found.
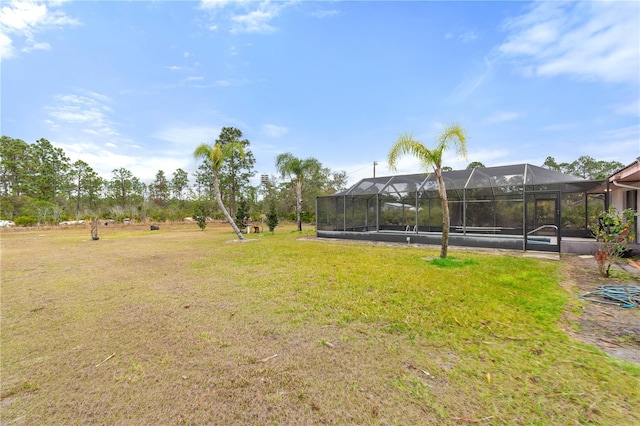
[1,0,639,187]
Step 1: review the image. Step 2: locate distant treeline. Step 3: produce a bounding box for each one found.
[0,133,347,226]
[0,133,624,226]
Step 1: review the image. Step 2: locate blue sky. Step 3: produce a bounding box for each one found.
[1,0,639,186]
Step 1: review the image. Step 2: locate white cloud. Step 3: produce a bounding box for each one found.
[460,149,509,167]
[188,79,244,89]
[565,125,640,161]
[611,99,640,117]
[0,0,47,31]
[261,124,288,138]
[52,140,129,177]
[499,1,640,83]
[459,30,478,42]
[0,0,79,60]
[0,32,14,58]
[449,56,494,103]
[200,0,234,9]
[231,6,279,34]
[84,91,112,103]
[486,111,525,124]
[53,128,195,182]
[153,124,222,147]
[50,108,103,123]
[367,149,486,179]
[21,40,49,52]
[46,91,118,136]
[381,156,422,176]
[599,124,640,142]
[56,139,190,183]
[311,10,339,19]
[540,122,577,132]
[199,0,285,34]
[444,29,478,42]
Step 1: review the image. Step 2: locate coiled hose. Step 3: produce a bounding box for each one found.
[581,286,640,308]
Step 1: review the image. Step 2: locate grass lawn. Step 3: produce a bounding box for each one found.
[1,223,639,425]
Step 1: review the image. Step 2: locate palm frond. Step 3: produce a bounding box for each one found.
[209,143,224,170]
[193,142,224,170]
[193,143,212,161]
[437,123,468,159]
[276,152,302,178]
[388,133,434,171]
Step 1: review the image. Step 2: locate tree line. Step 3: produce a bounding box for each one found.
[464,157,624,178]
[0,128,625,230]
[0,128,347,227]
[541,156,624,180]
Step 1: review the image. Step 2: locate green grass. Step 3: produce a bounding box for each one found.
[1,223,638,425]
[428,256,478,268]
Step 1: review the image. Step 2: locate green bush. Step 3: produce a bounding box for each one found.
[193,201,211,231]
[592,206,637,276]
[234,198,250,230]
[266,203,279,233]
[150,209,169,222]
[13,216,38,226]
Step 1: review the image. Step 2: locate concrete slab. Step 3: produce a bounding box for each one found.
[523,252,561,261]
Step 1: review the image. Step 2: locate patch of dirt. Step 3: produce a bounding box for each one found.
[559,255,640,364]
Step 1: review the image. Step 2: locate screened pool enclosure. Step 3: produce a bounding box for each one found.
[316,164,607,253]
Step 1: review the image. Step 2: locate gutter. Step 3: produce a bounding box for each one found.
[608,158,640,190]
[611,181,640,190]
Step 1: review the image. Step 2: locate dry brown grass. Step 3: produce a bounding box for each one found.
[1,223,639,425]
[2,223,422,425]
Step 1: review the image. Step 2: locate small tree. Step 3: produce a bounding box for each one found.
[234,198,250,232]
[387,123,468,258]
[194,201,210,231]
[193,140,245,240]
[592,207,637,277]
[275,153,321,232]
[266,201,279,233]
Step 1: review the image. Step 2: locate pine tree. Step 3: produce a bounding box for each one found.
[266,202,279,233]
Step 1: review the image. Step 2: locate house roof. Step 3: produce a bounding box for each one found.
[335,163,601,197]
[609,159,640,183]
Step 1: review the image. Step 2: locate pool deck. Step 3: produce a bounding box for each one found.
[316,230,602,254]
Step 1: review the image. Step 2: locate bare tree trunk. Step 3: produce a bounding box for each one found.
[91,216,99,240]
[214,171,244,240]
[296,178,303,232]
[435,168,449,258]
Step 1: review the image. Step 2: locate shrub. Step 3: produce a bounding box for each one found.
[594,249,609,277]
[13,216,38,227]
[234,198,250,231]
[193,201,211,231]
[266,202,279,233]
[149,209,169,222]
[591,207,637,277]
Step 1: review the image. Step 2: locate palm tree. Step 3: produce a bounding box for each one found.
[387,123,468,258]
[275,153,321,232]
[193,142,244,240]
